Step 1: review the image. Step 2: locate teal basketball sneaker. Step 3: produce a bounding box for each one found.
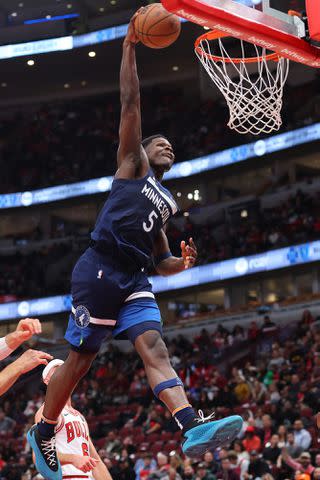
[27,425,62,480]
[182,411,243,457]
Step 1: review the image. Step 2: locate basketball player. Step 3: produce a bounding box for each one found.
[28,14,243,480]
[34,358,112,480]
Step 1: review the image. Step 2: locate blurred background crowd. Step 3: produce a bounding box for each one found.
[0,309,318,480]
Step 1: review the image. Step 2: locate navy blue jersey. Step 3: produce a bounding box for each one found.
[91,172,178,269]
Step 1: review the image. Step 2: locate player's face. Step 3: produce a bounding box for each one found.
[146,137,175,171]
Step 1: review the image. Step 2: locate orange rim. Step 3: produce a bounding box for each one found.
[195,30,281,64]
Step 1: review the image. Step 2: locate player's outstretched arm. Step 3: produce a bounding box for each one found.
[89,438,113,480]
[153,230,197,276]
[0,349,52,397]
[0,317,42,361]
[116,13,149,180]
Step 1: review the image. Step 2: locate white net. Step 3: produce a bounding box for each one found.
[195,37,290,135]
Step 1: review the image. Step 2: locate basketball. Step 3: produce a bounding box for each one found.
[134,3,181,49]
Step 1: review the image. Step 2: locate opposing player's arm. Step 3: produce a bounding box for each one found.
[0,349,52,397]
[116,15,149,180]
[153,230,197,276]
[89,437,113,480]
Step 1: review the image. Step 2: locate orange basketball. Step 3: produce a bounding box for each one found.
[134,3,181,49]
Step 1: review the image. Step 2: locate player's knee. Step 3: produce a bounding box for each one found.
[147,335,169,365]
[66,351,94,379]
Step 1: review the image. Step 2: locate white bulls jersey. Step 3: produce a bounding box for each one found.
[55,405,94,479]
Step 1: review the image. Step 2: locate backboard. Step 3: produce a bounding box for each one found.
[162,0,320,66]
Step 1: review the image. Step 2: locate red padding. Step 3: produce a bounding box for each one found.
[162,0,320,67]
[306,0,320,42]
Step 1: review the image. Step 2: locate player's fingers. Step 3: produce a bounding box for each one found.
[180,240,186,255]
[36,351,53,361]
[189,237,197,250]
[35,319,42,334]
[19,319,35,335]
[186,246,197,257]
[36,359,49,367]
[89,458,99,468]
[185,256,195,269]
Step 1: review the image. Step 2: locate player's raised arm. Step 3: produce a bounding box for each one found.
[116,14,149,180]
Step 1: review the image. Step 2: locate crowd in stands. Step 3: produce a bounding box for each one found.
[1,187,320,301]
[0,309,319,479]
[0,77,319,194]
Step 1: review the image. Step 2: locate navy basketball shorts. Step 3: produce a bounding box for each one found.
[64,248,162,353]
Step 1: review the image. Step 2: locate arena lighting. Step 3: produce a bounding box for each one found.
[0,122,318,210]
[0,19,187,61]
[0,240,318,320]
[24,13,79,25]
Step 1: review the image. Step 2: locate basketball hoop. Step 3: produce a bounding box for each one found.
[195,31,290,135]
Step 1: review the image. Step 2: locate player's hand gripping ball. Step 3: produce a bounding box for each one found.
[134,3,181,49]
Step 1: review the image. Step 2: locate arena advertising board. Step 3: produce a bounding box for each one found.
[0,240,319,320]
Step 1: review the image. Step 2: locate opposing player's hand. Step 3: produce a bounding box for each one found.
[6,318,42,350]
[72,455,100,472]
[181,237,197,269]
[15,349,53,374]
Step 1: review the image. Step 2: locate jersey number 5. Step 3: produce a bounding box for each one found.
[143,210,158,232]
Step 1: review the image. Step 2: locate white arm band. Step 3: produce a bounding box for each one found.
[0,337,14,361]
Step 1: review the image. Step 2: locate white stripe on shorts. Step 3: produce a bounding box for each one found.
[71,306,116,327]
[125,291,155,303]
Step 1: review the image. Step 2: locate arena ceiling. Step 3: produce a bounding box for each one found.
[0,0,141,20]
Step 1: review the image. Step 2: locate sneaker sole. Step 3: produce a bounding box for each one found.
[27,428,62,480]
[182,416,243,458]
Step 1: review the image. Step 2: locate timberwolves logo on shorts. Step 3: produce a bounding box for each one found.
[74,305,91,329]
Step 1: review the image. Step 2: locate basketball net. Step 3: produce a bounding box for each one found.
[195,33,290,135]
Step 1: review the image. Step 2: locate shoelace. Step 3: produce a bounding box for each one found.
[196,409,216,423]
[41,436,57,467]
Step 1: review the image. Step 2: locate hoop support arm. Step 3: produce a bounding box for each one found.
[161,0,320,67]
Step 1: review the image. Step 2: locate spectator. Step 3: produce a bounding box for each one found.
[263,434,281,465]
[0,409,15,433]
[135,451,156,480]
[217,457,240,480]
[313,467,320,480]
[261,415,274,447]
[184,464,196,479]
[196,462,217,480]
[285,430,303,458]
[105,431,121,454]
[149,452,170,479]
[293,420,312,450]
[277,425,287,448]
[246,450,270,479]
[203,451,218,474]
[228,450,249,480]
[282,450,315,475]
[242,427,262,453]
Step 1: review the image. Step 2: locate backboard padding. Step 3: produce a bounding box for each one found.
[162,0,320,67]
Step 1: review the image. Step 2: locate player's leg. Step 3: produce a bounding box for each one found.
[133,327,242,457]
[42,350,96,421]
[114,293,243,458]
